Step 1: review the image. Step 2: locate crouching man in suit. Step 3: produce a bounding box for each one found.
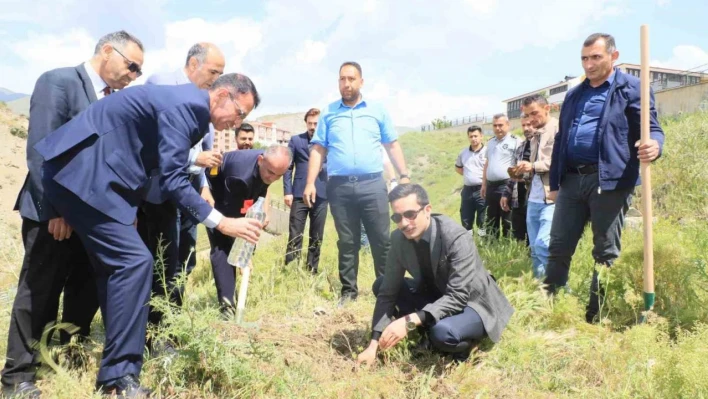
[357,184,514,365]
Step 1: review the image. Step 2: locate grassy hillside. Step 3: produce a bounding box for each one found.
[1,112,707,398]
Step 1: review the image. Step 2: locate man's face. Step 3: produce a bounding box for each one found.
[492,117,509,139]
[103,42,144,89]
[210,90,254,131]
[338,65,363,103]
[521,117,534,139]
[468,131,482,147]
[257,153,290,185]
[305,115,318,137]
[188,51,225,89]
[391,194,431,241]
[521,102,550,130]
[581,38,619,85]
[236,131,255,150]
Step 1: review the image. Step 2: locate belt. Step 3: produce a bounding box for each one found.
[329,172,382,183]
[464,184,482,190]
[487,179,508,187]
[566,164,598,175]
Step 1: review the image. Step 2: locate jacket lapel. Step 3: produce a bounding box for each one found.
[76,64,98,104]
[429,215,442,281]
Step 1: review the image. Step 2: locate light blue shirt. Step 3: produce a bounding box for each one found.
[311,97,398,176]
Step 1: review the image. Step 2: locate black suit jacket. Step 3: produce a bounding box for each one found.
[372,214,514,343]
[14,64,98,222]
[283,132,327,199]
[208,149,270,218]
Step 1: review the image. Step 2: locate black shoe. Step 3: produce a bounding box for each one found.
[97,374,151,398]
[2,381,41,399]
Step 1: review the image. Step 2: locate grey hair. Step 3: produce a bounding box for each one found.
[264,144,293,165]
[210,73,261,108]
[94,30,144,55]
[493,113,508,122]
[583,33,616,54]
[184,43,208,67]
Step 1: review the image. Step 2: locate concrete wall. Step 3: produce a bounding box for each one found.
[654,82,708,117]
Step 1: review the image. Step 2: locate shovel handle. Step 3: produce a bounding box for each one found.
[236,266,251,324]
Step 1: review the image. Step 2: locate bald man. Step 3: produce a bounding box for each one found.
[138,43,225,349]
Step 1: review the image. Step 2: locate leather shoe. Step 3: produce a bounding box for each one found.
[2,381,41,398]
[97,374,151,398]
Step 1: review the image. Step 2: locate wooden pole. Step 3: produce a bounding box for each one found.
[236,265,251,324]
[640,25,655,318]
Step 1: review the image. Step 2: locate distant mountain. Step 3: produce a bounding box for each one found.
[0,87,29,103]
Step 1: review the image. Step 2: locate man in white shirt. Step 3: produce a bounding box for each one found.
[455,126,487,236]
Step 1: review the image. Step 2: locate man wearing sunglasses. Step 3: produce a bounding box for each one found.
[357,184,514,366]
[3,30,144,399]
[137,43,225,353]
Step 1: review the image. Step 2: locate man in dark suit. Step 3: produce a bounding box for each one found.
[283,108,328,273]
[357,184,514,366]
[2,30,145,398]
[33,74,263,396]
[207,146,291,314]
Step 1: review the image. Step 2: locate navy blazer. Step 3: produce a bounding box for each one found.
[208,149,269,218]
[34,84,214,226]
[14,64,98,222]
[283,132,327,199]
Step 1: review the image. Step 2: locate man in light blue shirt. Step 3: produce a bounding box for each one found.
[137,42,225,349]
[304,62,411,306]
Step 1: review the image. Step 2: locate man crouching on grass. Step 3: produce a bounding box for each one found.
[357,184,514,365]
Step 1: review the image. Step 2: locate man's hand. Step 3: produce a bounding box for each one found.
[201,186,215,207]
[378,318,408,350]
[500,197,510,212]
[303,183,317,208]
[216,217,263,244]
[195,151,223,168]
[548,190,558,202]
[48,217,72,241]
[515,161,533,174]
[284,194,294,208]
[356,341,379,368]
[635,139,660,163]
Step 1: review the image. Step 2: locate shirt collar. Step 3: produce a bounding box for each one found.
[410,219,433,245]
[583,70,616,88]
[338,95,367,109]
[83,61,110,95]
[469,144,484,153]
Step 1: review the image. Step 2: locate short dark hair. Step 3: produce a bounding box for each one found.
[467,125,482,135]
[583,33,616,53]
[339,61,362,77]
[522,94,548,107]
[94,30,144,54]
[388,183,430,206]
[493,113,508,122]
[210,73,261,108]
[304,108,321,121]
[237,122,254,135]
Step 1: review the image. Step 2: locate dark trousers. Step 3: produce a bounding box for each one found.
[460,185,486,231]
[1,219,99,385]
[544,172,632,321]
[485,180,511,238]
[43,180,152,384]
[511,183,528,243]
[372,277,486,354]
[138,200,198,327]
[285,198,328,272]
[206,227,236,311]
[327,176,390,298]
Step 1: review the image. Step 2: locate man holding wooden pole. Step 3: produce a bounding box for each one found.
[543,33,665,323]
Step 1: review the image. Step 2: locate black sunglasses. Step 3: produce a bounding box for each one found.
[112,46,142,77]
[390,206,426,223]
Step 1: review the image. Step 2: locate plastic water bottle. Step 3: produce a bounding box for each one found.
[227,196,266,268]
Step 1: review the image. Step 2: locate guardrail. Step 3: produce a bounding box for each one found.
[420,113,493,132]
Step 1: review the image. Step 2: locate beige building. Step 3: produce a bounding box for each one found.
[212,121,292,152]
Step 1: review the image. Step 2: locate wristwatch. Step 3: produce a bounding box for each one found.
[404,314,416,332]
[399,174,410,180]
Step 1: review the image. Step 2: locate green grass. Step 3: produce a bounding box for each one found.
[1,112,708,398]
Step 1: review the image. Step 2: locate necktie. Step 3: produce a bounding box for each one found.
[102,86,112,97]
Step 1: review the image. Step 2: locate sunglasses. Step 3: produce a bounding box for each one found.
[390,206,426,223]
[228,93,249,120]
[112,46,142,77]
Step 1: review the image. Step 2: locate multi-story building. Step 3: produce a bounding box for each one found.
[212,121,292,152]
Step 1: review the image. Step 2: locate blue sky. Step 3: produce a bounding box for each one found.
[0,0,706,127]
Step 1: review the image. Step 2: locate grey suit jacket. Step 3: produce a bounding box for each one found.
[372,214,514,343]
[14,64,98,222]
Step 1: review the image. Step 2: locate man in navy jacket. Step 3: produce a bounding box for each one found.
[283,108,328,273]
[34,74,263,396]
[544,33,665,323]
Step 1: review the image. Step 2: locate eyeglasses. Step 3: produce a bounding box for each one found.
[390,206,426,223]
[112,46,142,78]
[228,93,249,120]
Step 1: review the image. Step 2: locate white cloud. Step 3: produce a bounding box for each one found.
[295,40,327,65]
[657,0,671,6]
[651,45,708,71]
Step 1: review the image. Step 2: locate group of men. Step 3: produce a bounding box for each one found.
[456,33,665,324]
[1,29,666,399]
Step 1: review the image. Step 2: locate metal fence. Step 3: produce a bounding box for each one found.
[420,113,494,132]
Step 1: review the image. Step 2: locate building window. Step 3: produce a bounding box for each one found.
[550,84,568,95]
